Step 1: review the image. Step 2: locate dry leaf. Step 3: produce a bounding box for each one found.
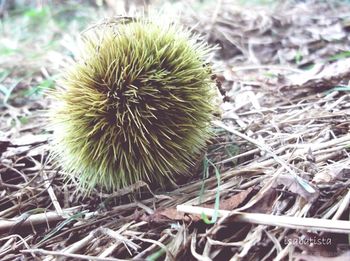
[203,187,254,211]
[140,208,200,223]
[273,174,319,202]
[313,164,350,184]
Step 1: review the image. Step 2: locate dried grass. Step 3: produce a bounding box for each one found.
[1,0,350,260]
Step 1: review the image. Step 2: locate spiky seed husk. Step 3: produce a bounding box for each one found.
[50,18,216,192]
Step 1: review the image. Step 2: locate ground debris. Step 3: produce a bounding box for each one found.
[1,0,350,260]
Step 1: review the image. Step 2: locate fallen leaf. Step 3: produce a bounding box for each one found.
[140,207,200,223]
[313,164,350,184]
[203,187,254,211]
[273,174,319,202]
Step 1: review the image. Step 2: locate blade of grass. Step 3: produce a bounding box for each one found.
[38,212,85,244]
[201,156,221,224]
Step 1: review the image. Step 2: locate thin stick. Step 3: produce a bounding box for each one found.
[0,208,78,233]
[42,170,63,216]
[232,65,303,74]
[177,205,350,234]
[21,248,127,261]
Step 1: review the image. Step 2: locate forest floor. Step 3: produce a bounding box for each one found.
[1,0,350,260]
